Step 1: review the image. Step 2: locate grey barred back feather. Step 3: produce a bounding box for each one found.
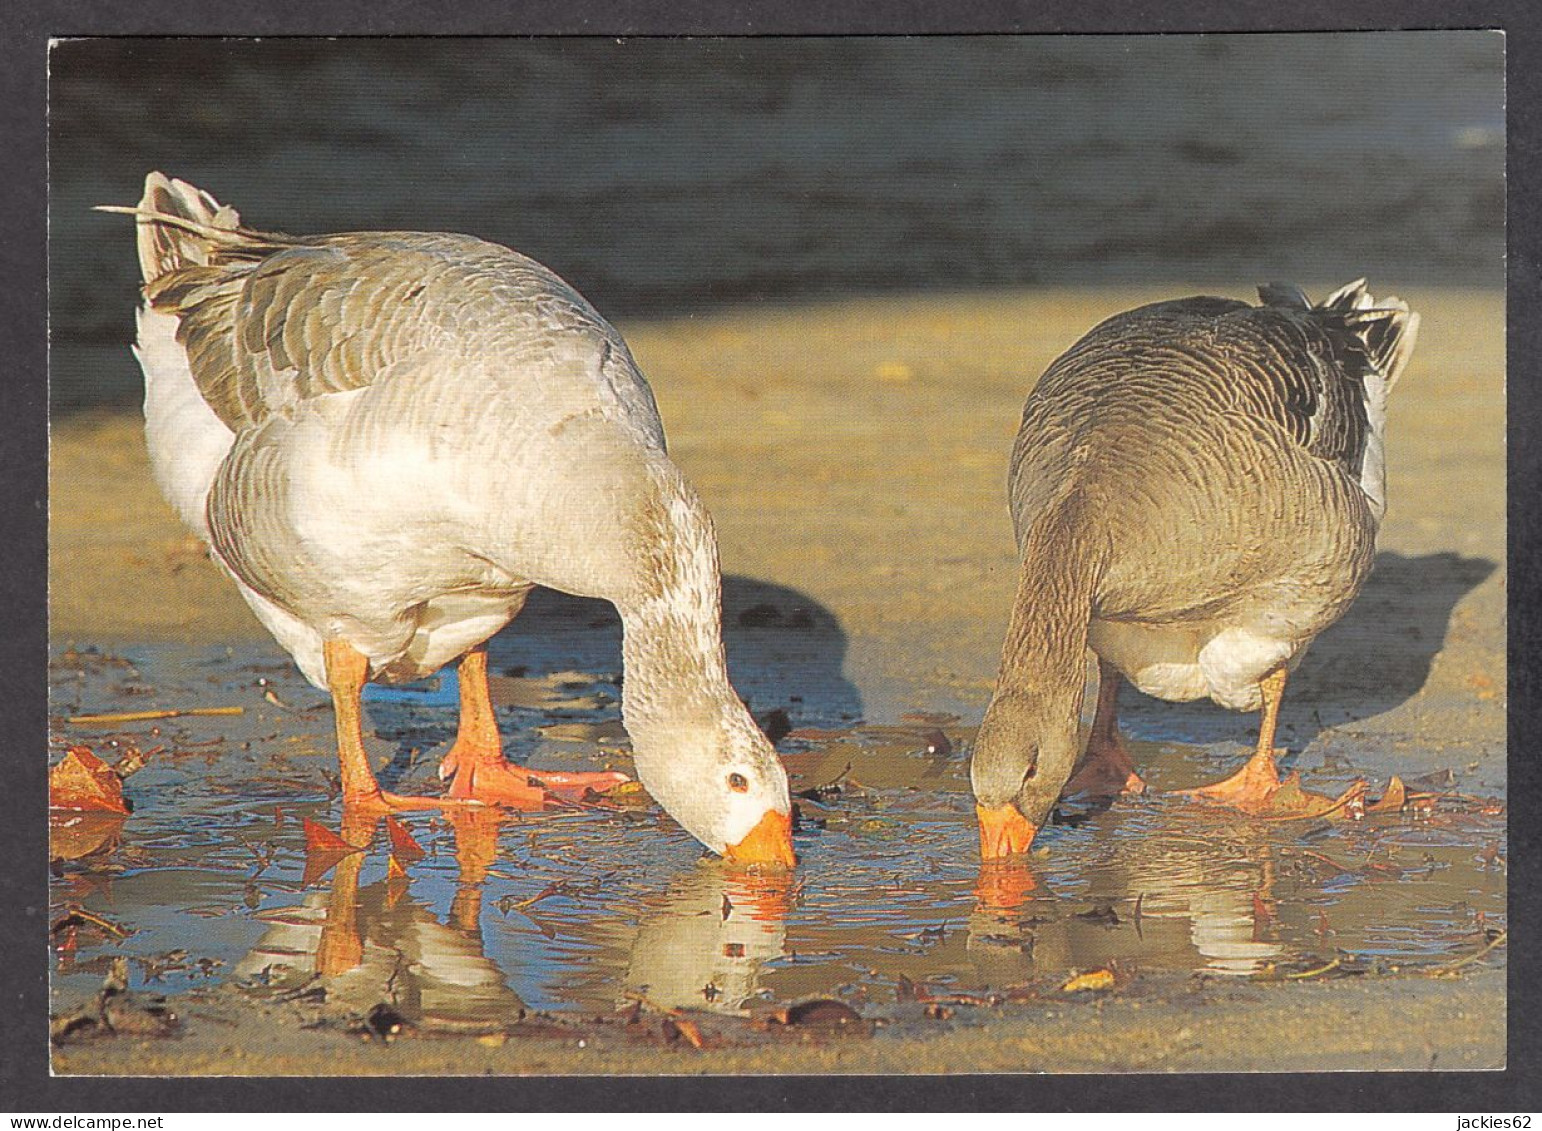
[126,176,645,435]
[1009,280,1417,627]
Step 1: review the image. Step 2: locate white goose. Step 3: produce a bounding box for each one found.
[106,173,794,867]
[972,281,1419,858]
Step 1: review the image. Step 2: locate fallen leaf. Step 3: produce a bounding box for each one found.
[605,780,652,808]
[49,811,126,862]
[49,747,130,814]
[1406,768,1457,791]
[1254,774,1367,822]
[1061,968,1116,993]
[303,817,362,854]
[385,816,425,861]
[662,1017,706,1049]
[1367,776,1407,814]
[766,999,866,1030]
[300,818,365,886]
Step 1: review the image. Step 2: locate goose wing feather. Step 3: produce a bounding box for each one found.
[145,229,658,444]
[1009,286,1408,626]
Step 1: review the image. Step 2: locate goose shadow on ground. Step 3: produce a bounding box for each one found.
[1111,550,1497,751]
[481,575,864,730]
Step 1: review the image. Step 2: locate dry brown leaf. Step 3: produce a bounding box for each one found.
[662,1017,706,1049]
[767,998,866,1029]
[1254,774,1367,822]
[385,816,425,861]
[302,818,361,854]
[49,811,126,861]
[1366,775,1407,814]
[1061,968,1116,993]
[49,747,130,814]
[1406,768,1457,791]
[606,780,653,808]
[300,818,365,886]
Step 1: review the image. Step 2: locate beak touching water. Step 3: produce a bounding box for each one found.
[976,803,1038,861]
[724,807,797,869]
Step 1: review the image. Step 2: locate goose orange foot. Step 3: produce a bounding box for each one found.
[341,786,460,818]
[1176,746,1283,815]
[438,746,629,808]
[1063,738,1147,798]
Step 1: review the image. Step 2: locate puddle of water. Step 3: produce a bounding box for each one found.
[49,640,1507,1031]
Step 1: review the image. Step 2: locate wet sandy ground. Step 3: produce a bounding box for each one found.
[47,284,1506,1073]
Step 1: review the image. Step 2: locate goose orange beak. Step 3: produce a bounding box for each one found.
[976,803,1037,861]
[724,808,796,869]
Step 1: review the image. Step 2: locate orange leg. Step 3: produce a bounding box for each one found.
[1063,659,1147,797]
[315,846,366,977]
[1179,667,1287,813]
[325,639,447,816]
[437,645,628,807]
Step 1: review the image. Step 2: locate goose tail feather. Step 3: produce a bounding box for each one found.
[1260,278,1420,393]
[97,172,294,288]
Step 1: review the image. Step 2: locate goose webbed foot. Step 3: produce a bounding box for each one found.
[439,745,628,808]
[1063,735,1147,798]
[1065,658,1146,798]
[1178,667,1290,814]
[1176,746,1284,814]
[341,787,461,817]
[433,644,629,808]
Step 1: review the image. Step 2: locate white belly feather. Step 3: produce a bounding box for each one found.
[1088,618,1303,713]
[137,305,526,691]
[137,305,233,539]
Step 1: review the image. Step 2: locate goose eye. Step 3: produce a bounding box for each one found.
[728,772,749,792]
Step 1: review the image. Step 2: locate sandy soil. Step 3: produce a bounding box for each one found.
[51,966,1504,1076]
[47,284,1506,1073]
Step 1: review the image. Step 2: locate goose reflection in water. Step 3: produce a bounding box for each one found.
[234,808,524,1031]
[620,865,791,1014]
[969,830,1284,980]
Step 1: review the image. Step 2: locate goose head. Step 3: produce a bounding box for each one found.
[628,704,795,868]
[969,688,1082,861]
[613,465,795,868]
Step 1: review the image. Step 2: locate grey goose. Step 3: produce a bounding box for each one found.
[972,281,1418,859]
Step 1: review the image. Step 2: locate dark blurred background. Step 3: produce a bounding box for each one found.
[49,33,1503,412]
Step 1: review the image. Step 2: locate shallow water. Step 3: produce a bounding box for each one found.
[49,635,1506,1029]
